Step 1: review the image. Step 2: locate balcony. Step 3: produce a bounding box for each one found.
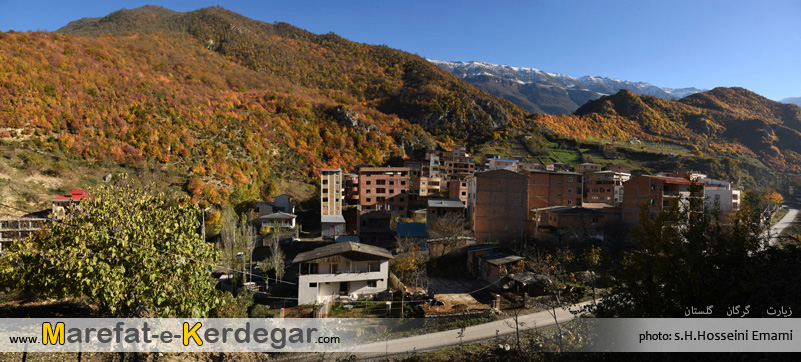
[663,191,691,198]
[299,271,385,283]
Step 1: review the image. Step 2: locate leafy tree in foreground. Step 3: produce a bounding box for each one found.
[0,179,224,317]
[592,196,768,318]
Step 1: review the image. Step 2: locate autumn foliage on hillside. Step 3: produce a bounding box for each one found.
[0,31,420,204]
[57,5,528,144]
[510,88,801,172]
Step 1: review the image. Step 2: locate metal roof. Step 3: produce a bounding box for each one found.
[320,214,346,224]
[427,199,465,209]
[292,242,393,263]
[548,207,609,215]
[396,222,427,237]
[479,252,525,266]
[257,212,296,220]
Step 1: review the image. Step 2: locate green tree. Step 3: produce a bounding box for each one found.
[592,197,767,318]
[259,228,286,282]
[0,180,223,317]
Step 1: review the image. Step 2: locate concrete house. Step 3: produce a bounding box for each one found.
[294,242,393,305]
[466,245,525,285]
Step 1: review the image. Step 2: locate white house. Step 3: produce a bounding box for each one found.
[256,212,297,229]
[293,242,393,305]
[699,178,741,213]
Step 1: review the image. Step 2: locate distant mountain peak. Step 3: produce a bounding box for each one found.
[429,59,707,114]
[781,97,801,107]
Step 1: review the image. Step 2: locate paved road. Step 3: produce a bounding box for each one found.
[767,206,798,246]
[347,300,594,358]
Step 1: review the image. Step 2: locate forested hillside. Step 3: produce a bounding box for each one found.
[2,5,801,212]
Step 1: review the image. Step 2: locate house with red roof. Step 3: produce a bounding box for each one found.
[51,190,91,219]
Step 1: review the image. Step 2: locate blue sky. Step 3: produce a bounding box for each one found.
[2,0,799,101]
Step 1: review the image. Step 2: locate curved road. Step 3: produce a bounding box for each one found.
[348,300,593,357]
[767,205,798,246]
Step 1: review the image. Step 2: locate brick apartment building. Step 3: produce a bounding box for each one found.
[469,169,529,242]
[622,175,705,225]
[356,166,410,216]
[585,171,631,206]
[448,180,469,206]
[524,170,584,210]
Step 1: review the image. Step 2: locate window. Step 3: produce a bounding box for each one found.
[322,180,328,185]
[567,200,573,205]
[399,206,404,211]
[322,188,328,193]
[567,188,573,194]
[389,181,394,186]
[366,198,371,202]
[366,181,372,185]
[401,181,406,185]
[309,282,317,288]
[376,188,386,193]
[329,264,339,274]
[322,197,329,202]
[368,262,380,272]
[568,177,573,182]
[367,280,377,288]
[461,191,466,196]
[591,217,599,224]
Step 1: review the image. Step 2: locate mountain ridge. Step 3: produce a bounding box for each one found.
[429,59,707,114]
[781,97,801,107]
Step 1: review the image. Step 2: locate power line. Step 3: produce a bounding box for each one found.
[0,202,295,285]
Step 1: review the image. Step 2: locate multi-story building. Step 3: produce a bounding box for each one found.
[699,178,741,213]
[410,176,443,198]
[447,180,469,206]
[294,242,392,305]
[344,173,360,206]
[356,166,410,216]
[524,170,584,210]
[488,158,519,172]
[441,146,475,180]
[585,171,631,206]
[321,169,343,216]
[471,170,529,242]
[622,175,705,225]
[427,199,466,228]
[357,211,394,247]
[532,207,612,244]
[518,161,542,172]
[574,163,603,174]
[321,169,346,238]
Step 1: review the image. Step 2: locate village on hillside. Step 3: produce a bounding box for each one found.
[0,144,788,325]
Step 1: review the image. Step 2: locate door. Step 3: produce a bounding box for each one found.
[339,281,349,295]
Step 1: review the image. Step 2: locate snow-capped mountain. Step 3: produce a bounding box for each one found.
[429,59,707,114]
[781,97,801,107]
